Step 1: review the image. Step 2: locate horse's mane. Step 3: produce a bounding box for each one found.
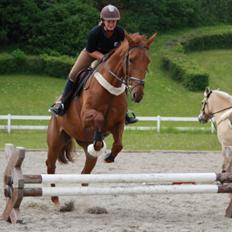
[213,90,232,103]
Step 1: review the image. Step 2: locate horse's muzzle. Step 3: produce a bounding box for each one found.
[198,114,208,124]
[132,91,144,103]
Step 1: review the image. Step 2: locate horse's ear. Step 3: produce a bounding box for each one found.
[146,32,158,48]
[205,86,211,94]
[124,31,134,45]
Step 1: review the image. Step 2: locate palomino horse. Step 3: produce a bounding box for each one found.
[198,87,232,217]
[47,32,157,204]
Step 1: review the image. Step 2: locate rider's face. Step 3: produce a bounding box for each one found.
[104,20,117,31]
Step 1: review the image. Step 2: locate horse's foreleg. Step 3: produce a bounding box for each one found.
[221,146,232,217]
[105,122,124,163]
[78,146,98,186]
[222,146,232,172]
[83,110,106,157]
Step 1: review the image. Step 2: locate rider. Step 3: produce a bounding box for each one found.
[49,4,138,124]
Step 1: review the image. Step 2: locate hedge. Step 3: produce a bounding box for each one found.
[161,52,208,91]
[0,50,74,78]
[161,28,232,91]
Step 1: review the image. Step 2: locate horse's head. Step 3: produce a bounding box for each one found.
[198,87,214,123]
[198,87,232,123]
[124,32,157,102]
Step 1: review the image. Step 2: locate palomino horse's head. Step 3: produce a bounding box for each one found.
[198,87,232,123]
[198,87,214,123]
[124,32,157,102]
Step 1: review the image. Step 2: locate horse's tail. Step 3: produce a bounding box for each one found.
[58,135,76,164]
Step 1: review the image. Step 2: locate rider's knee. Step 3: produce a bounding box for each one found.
[68,71,77,82]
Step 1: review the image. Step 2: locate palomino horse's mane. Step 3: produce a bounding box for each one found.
[213,90,232,103]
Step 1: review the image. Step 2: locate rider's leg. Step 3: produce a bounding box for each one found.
[49,49,95,115]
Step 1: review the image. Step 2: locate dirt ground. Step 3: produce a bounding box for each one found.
[0,149,232,232]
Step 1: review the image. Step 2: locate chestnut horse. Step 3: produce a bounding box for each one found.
[198,87,232,217]
[46,32,157,204]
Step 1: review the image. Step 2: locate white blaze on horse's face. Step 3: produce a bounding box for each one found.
[198,90,213,123]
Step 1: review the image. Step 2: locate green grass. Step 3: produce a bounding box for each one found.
[0,74,65,115]
[0,130,220,151]
[1,25,232,151]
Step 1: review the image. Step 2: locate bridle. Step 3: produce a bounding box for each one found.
[201,90,232,119]
[107,45,148,90]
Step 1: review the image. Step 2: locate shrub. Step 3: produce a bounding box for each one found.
[0,52,74,78]
[161,52,209,91]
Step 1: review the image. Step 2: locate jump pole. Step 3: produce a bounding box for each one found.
[23,172,232,184]
[2,144,232,224]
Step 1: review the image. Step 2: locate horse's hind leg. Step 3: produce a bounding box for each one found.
[46,118,68,205]
[221,146,232,217]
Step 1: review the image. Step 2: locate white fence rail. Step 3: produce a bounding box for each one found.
[0,114,215,134]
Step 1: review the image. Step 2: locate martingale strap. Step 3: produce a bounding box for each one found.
[94,72,126,96]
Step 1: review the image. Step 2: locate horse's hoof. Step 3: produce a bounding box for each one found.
[104,153,115,163]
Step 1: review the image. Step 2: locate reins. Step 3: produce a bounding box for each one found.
[105,45,148,90]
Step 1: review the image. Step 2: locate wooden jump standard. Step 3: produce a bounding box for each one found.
[2,144,232,223]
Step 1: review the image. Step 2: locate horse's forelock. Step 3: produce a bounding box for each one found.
[129,33,147,46]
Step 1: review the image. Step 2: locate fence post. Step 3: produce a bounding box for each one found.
[7,114,11,134]
[157,115,160,133]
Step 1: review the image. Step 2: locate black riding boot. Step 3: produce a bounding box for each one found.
[125,112,138,124]
[49,79,74,116]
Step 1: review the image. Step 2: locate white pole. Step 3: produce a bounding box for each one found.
[41,173,217,184]
[42,185,219,196]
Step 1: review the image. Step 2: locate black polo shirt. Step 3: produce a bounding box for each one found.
[86,25,125,54]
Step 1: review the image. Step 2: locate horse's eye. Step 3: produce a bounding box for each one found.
[129,58,133,64]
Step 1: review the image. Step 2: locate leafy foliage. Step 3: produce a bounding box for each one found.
[0,0,98,56]
[1,1,232,55]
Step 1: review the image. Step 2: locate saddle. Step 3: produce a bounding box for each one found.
[62,65,97,112]
[64,52,114,111]
[73,67,94,97]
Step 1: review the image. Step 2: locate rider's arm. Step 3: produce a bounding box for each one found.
[86,26,104,61]
[87,50,104,61]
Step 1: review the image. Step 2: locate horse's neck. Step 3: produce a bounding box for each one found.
[107,50,125,74]
[211,92,232,122]
[102,43,128,82]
